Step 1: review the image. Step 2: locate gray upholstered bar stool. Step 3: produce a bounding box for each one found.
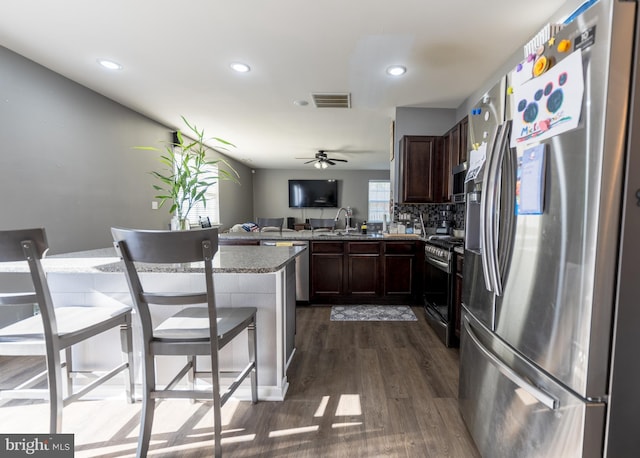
[309,218,336,231]
[112,227,257,458]
[256,217,284,231]
[0,228,134,433]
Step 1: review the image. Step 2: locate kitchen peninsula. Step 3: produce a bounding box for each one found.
[0,244,304,401]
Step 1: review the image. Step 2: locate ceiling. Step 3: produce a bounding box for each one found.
[1,0,566,170]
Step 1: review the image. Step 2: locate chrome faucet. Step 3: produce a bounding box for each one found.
[334,206,354,232]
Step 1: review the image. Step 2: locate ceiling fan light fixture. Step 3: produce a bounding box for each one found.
[314,161,322,169]
[320,161,329,169]
[386,65,406,76]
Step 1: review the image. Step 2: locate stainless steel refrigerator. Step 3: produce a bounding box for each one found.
[459,0,640,456]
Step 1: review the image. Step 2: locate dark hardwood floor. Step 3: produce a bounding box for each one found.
[0,306,480,457]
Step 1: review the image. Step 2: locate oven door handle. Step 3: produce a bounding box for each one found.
[425,256,450,273]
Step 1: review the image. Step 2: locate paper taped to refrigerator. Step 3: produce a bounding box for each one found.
[516,144,546,215]
[511,50,584,147]
[465,142,487,183]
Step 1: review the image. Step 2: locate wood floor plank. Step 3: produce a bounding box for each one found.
[0,305,480,457]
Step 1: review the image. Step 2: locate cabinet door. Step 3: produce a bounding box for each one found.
[400,136,439,203]
[459,116,469,164]
[440,126,457,202]
[346,242,381,296]
[310,242,344,298]
[384,255,414,295]
[383,242,418,297]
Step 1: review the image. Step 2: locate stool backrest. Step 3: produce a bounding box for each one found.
[256,218,283,230]
[0,228,58,340]
[111,227,219,342]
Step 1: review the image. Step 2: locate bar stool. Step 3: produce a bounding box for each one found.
[0,228,134,433]
[112,227,258,457]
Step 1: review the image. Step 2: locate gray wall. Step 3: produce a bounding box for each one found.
[456,2,570,121]
[0,46,253,254]
[391,107,457,202]
[252,169,390,228]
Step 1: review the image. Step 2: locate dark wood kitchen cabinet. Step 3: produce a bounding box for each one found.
[310,241,344,298]
[310,240,421,303]
[399,135,443,203]
[383,241,419,296]
[458,116,468,165]
[346,242,382,296]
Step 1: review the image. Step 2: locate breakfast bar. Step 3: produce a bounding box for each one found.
[0,244,304,401]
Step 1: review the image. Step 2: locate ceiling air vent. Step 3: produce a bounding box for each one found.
[312,93,351,108]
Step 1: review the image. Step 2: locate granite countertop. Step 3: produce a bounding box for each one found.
[220,230,424,242]
[0,245,305,274]
[454,246,464,255]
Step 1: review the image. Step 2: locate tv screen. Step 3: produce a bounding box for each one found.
[289,179,338,208]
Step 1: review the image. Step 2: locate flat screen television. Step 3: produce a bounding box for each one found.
[288,179,338,208]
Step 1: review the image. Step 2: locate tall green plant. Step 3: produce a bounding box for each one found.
[136,116,240,223]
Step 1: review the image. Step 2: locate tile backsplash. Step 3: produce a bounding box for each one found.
[391,202,465,230]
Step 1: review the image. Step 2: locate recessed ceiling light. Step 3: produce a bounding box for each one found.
[294,100,309,106]
[386,65,406,76]
[97,59,122,70]
[230,62,251,73]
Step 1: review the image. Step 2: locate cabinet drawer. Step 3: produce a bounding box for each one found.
[311,241,344,254]
[347,242,381,254]
[384,241,417,254]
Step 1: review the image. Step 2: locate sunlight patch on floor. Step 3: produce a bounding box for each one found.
[313,395,330,417]
[268,425,320,438]
[331,422,363,429]
[335,394,362,416]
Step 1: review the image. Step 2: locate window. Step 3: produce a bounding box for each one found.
[172,150,221,227]
[368,180,390,222]
[186,163,220,226]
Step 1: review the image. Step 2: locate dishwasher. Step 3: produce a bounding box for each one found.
[260,240,309,302]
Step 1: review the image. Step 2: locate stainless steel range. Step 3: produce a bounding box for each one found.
[423,236,463,347]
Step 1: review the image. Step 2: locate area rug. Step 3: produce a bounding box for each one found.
[330,305,417,321]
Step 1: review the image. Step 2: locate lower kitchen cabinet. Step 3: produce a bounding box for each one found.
[384,241,417,296]
[310,240,421,303]
[347,242,382,296]
[310,241,344,297]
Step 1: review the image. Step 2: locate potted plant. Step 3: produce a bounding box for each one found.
[136,116,240,229]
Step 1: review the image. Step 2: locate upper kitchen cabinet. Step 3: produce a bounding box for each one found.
[458,116,468,165]
[441,116,470,202]
[399,135,444,203]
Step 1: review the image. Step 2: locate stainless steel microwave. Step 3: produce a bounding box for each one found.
[452,162,467,203]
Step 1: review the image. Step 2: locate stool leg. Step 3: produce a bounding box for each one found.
[64,347,73,398]
[45,346,64,433]
[120,316,135,403]
[137,352,156,458]
[248,319,258,404]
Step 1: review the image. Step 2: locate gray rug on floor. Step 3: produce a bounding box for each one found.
[330,305,418,321]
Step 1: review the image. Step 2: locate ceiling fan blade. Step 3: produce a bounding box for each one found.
[303,160,316,164]
[326,160,335,165]
[330,158,348,162]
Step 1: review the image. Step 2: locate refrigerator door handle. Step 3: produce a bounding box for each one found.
[484,123,506,294]
[479,124,503,292]
[492,120,513,296]
[463,317,559,411]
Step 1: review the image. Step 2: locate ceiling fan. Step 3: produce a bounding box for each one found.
[296,150,348,169]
